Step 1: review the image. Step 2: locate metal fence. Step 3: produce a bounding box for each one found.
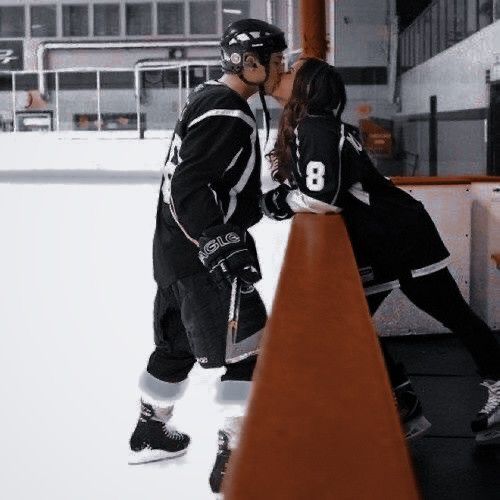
[0,60,221,135]
[400,0,499,71]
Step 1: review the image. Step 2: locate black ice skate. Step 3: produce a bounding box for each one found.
[210,429,231,495]
[394,380,431,440]
[471,379,500,445]
[209,417,242,495]
[128,400,190,464]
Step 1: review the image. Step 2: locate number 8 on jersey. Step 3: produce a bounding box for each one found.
[306,161,326,192]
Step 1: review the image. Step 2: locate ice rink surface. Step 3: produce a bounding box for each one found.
[0,181,290,500]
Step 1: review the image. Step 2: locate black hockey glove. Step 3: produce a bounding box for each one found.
[261,184,295,221]
[198,224,262,286]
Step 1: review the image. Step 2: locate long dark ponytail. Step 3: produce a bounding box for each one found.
[272,58,346,183]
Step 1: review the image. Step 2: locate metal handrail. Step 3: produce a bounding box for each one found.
[133,59,220,134]
[399,0,495,71]
[36,40,220,96]
[0,61,221,135]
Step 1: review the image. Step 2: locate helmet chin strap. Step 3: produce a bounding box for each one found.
[238,62,272,145]
[260,61,271,145]
[259,85,271,145]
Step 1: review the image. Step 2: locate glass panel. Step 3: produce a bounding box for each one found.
[158,3,184,35]
[455,0,466,42]
[13,72,38,91]
[418,18,424,64]
[407,29,412,67]
[424,10,431,61]
[408,25,414,67]
[139,67,180,130]
[63,5,89,37]
[439,0,447,51]
[97,71,138,131]
[431,3,439,56]
[495,0,500,19]
[94,4,120,36]
[126,3,152,36]
[31,5,57,38]
[446,0,455,47]
[467,0,478,35]
[58,72,97,131]
[402,30,410,68]
[411,22,418,65]
[0,7,25,37]
[189,1,217,34]
[478,0,493,27]
[399,33,406,69]
[222,0,250,30]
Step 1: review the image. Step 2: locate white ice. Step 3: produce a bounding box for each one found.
[0,182,290,500]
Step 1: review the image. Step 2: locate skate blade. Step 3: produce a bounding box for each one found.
[128,447,187,465]
[475,426,500,446]
[405,415,432,440]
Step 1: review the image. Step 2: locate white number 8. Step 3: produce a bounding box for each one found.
[306,161,325,191]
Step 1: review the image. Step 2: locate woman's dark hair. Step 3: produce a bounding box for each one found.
[271,58,346,182]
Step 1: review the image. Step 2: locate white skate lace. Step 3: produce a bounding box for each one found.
[162,423,184,441]
[217,433,227,455]
[479,381,500,415]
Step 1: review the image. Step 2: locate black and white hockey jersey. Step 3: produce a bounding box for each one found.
[153,81,262,287]
[286,114,450,295]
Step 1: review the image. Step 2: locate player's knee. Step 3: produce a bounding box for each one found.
[197,355,225,369]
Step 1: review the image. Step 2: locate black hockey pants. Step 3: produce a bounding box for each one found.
[147,271,266,384]
[368,268,500,383]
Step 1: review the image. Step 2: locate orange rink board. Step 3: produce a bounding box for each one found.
[224,214,420,500]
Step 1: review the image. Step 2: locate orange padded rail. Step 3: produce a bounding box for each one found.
[492,254,500,270]
[224,214,420,500]
[392,175,500,186]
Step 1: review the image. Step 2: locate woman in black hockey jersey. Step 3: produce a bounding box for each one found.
[262,57,500,444]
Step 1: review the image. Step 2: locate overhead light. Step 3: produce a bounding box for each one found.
[223,9,242,15]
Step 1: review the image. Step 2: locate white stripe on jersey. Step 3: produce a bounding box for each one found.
[224,147,243,173]
[187,109,255,129]
[411,256,450,278]
[348,182,370,205]
[169,199,200,247]
[333,124,346,206]
[364,279,400,296]
[286,188,342,214]
[224,125,257,222]
[294,125,301,172]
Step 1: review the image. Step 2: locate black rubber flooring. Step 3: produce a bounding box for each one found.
[384,335,500,500]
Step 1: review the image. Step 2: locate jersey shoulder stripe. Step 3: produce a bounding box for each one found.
[188,108,255,129]
[186,83,253,115]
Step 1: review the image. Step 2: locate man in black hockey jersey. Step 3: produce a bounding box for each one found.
[128,19,287,493]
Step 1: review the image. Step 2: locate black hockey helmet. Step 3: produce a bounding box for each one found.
[220,18,287,74]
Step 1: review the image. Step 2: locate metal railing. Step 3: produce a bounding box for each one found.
[133,59,219,134]
[0,60,220,135]
[399,0,499,72]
